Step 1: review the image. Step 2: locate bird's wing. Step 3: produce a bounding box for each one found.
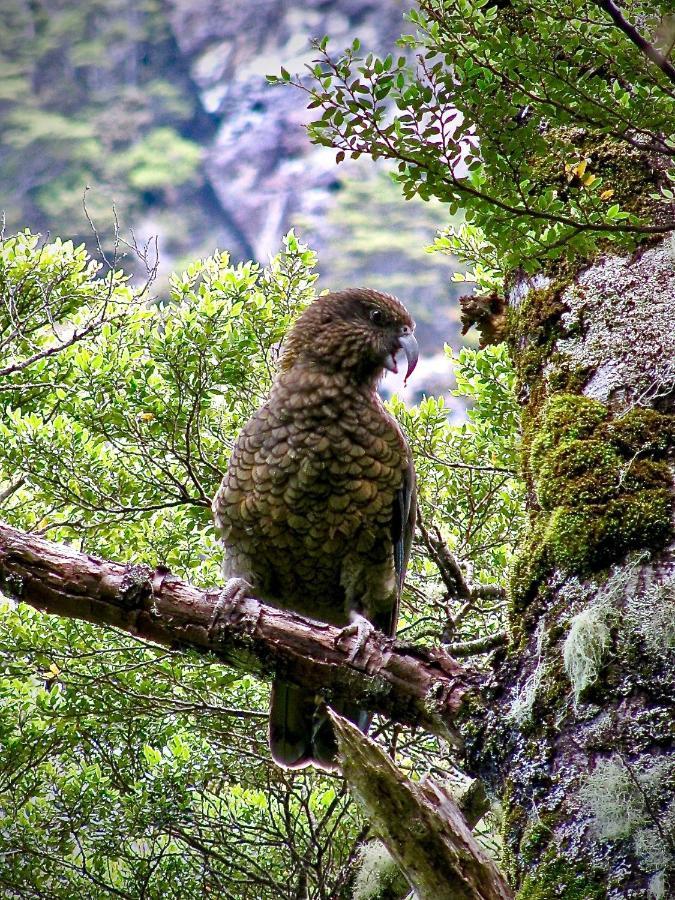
[386,447,416,637]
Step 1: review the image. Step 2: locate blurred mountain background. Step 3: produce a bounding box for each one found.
[0,0,468,404]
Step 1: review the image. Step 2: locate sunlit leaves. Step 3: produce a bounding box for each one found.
[0,231,524,896]
[392,343,524,645]
[0,232,317,581]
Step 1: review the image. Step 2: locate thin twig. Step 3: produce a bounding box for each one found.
[593,0,675,86]
[417,514,472,600]
[423,451,517,475]
[0,477,25,505]
[445,632,508,658]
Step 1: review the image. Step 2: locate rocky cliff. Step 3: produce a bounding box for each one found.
[166,0,411,261]
[1,0,466,401]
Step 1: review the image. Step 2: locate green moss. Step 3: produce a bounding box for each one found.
[621,458,673,492]
[517,854,606,900]
[602,486,673,546]
[510,394,674,613]
[520,816,555,865]
[507,285,566,385]
[547,363,589,395]
[509,519,551,617]
[535,440,620,510]
[530,396,608,470]
[526,128,660,228]
[507,275,674,625]
[605,408,675,458]
[545,487,671,574]
[501,781,529,883]
[581,135,661,221]
[457,689,486,742]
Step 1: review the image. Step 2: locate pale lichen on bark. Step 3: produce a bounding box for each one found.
[488,237,675,898]
[555,239,675,407]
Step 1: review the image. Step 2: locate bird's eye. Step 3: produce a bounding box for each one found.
[370,308,384,325]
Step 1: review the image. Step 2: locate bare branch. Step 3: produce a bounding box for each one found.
[332,712,513,900]
[417,515,472,601]
[0,315,120,379]
[593,1,675,86]
[445,632,508,658]
[0,521,481,737]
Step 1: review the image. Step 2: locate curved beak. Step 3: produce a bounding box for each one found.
[399,332,419,385]
[383,330,419,385]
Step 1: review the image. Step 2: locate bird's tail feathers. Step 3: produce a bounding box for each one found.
[269,680,372,772]
[269,680,314,769]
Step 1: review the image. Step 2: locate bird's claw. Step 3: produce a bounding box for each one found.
[208,577,254,641]
[335,613,376,663]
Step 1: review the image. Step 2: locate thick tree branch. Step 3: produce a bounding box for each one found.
[0,521,481,737]
[332,712,513,900]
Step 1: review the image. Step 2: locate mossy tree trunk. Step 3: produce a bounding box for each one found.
[467,237,675,898]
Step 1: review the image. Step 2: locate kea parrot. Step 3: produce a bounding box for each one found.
[212,288,417,770]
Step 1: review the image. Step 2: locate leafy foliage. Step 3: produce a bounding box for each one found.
[271,1,675,285]
[0,231,316,575]
[0,231,523,896]
[396,342,523,644]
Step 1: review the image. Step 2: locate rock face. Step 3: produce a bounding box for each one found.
[162,0,466,403]
[2,0,466,391]
[166,0,411,260]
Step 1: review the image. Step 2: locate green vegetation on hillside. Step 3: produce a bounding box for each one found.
[316,168,465,353]
[0,0,206,240]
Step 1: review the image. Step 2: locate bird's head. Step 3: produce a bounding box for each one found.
[280,289,418,386]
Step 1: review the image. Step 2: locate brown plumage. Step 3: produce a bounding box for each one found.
[212,288,417,769]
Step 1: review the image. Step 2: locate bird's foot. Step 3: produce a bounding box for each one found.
[335,612,376,663]
[208,577,254,641]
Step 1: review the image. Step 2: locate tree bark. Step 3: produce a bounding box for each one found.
[475,236,675,898]
[0,521,479,739]
[332,711,513,900]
